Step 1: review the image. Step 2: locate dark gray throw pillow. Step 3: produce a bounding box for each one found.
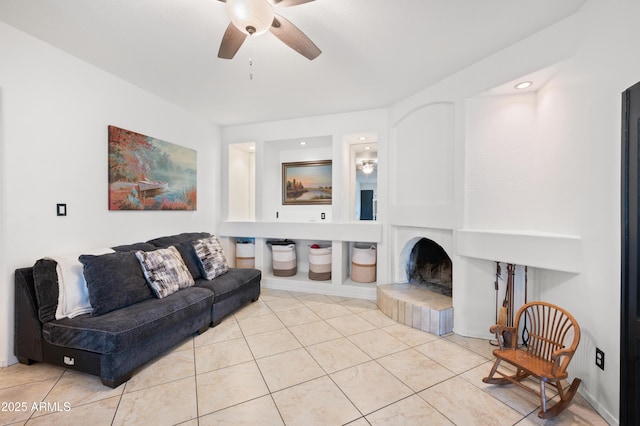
[172,241,204,280]
[33,258,60,323]
[79,251,154,316]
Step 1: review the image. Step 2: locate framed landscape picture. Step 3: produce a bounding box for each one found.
[282,160,332,205]
[108,125,197,210]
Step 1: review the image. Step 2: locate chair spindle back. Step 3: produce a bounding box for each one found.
[517,302,580,365]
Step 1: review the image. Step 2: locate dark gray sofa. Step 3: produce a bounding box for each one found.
[14,232,261,388]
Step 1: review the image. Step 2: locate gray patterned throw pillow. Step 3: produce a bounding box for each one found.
[135,246,195,298]
[193,236,229,280]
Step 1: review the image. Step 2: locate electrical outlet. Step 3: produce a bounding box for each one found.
[321,212,325,220]
[595,347,605,370]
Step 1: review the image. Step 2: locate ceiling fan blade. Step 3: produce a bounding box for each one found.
[270,15,321,60]
[218,22,247,59]
[270,0,314,7]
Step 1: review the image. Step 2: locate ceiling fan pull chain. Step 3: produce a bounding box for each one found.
[249,38,254,80]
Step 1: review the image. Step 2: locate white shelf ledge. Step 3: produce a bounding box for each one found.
[261,274,377,300]
[219,221,382,243]
[456,229,582,273]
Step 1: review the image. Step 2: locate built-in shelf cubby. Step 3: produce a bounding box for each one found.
[221,123,385,300]
[219,222,381,300]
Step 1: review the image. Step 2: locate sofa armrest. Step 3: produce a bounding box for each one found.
[14,268,44,363]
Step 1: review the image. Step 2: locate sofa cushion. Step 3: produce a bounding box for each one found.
[112,242,157,252]
[195,268,261,303]
[146,232,211,248]
[33,259,60,323]
[193,236,229,280]
[136,246,195,298]
[79,251,154,316]
[43,287,214,354]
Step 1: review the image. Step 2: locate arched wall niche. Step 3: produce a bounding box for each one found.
[391,102,455,207]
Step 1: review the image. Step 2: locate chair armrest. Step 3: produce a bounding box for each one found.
[489,324,517,350]
[551,347,575,376]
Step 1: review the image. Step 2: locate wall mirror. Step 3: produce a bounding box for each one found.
[351,142,377,220]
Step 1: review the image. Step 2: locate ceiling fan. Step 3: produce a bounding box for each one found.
[217,0,321,60]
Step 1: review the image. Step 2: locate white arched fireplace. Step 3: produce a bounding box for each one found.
[377,227,454,335]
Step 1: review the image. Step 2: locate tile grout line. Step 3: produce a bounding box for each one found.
[2,288,605,425]
[236,303,289,425]
[191,335,200,425]
[281,289,532,424]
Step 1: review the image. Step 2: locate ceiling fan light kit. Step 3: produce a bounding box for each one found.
[217,0,321,60]
[227,0,274,35]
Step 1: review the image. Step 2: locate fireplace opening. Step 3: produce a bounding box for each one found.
[406,238,452,297]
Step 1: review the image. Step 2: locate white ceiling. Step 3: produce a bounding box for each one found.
[0,0,584,126]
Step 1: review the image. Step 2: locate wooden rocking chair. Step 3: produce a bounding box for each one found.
[483,301,582,419]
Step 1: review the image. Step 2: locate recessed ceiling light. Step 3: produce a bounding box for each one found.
[364,146,371,150]
[359,136,367,141]
[514,81,533,90]
[300,141,306,145]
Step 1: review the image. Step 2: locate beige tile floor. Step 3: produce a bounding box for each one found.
[0,288,607,426]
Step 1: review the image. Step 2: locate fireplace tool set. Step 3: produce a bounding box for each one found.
[492,262,529,347]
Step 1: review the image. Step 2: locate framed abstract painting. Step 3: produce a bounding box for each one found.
[108,125,197,210]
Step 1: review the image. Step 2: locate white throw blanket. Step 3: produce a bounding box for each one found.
[48,247,114,319]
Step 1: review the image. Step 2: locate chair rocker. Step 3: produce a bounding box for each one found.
[483,301,581,419]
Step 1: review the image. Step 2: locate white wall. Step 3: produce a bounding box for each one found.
[392,103,454,207]
[228,145,254,220]
[386,2,640,423]
[528,3,640,420]
[0,22,221,367]
[464,93,537,231]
